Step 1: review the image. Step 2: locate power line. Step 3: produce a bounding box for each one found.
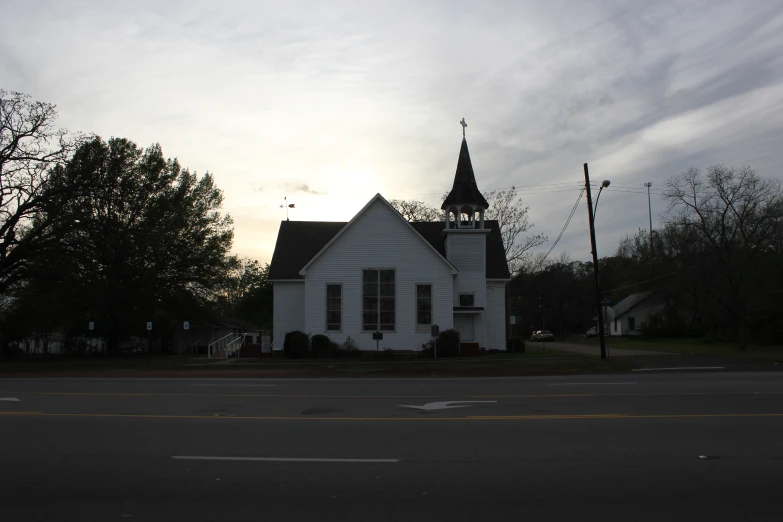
[534,188,585,269]
[388,181,583,200]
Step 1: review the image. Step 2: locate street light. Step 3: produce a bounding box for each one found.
[583,164,610,360]
[593,180,611,217]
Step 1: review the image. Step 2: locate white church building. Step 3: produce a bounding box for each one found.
[268,134,511,352]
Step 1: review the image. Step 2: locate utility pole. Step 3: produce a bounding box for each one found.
[584,163,607,360]
[644,182,653,254]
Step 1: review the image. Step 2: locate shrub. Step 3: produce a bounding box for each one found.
[436,328,460,357]
[420,330,460,357]
[311,334,338,358]
[337,336,361,358]
[283,330,310,359]
[506,338,525,353]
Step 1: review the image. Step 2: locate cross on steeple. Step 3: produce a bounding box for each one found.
[460,118,467,137]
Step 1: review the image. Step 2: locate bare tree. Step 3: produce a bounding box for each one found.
[483,189,547,274]
[389,199,442,222]
[0,90,80,294]
[664,165,783,349]
[392,188,546,274]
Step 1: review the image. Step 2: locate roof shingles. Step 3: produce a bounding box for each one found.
[268,219,510,280]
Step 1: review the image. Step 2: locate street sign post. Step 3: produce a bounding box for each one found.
[372,331,383,351]
[431,324,439,359]
[88,322,95,331]
[146,322,152,356]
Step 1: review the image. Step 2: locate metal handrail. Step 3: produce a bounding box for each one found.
[208,333,236,358]
[208,333,249,359]
[222,333,248,359]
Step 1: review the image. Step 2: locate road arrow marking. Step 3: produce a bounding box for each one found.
[399,401,496,411]
[0,398,20,402]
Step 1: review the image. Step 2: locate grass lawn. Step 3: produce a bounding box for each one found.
[0,347,632,376]
[562,337,783,362]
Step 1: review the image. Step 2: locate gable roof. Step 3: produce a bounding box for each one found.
[612,291,653,316]
[268,221,345,280]
[442,138,490,210]
[268,215,511,280]
[296,194,458,277]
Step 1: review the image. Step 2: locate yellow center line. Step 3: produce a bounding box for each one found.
[0,412,782,421]
[3,390,783,399]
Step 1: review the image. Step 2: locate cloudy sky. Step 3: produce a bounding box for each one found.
[3,0,782,265]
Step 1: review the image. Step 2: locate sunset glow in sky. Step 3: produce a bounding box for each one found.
[3,0,782,264]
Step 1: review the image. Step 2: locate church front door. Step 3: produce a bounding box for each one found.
[454,315,474,341]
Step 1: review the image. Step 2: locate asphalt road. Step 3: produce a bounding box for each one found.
[2,373,783,521]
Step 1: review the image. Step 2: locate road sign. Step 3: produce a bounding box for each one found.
[146,322,152,331]
[431,324,439,338]
[88,322,95,331]
[372,331,383,341]
[183,321,190,330]
[510,316,516,325]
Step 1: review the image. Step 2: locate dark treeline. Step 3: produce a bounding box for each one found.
[510,165,783,349]
[0,90,271,355]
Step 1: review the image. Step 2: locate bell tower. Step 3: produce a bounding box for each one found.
[441,119,490,341]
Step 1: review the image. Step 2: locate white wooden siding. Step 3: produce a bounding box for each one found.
[446,233,487,307]
[485,281,506,351]
[303,198,454,350]
[447,236,484,271]
[272,282,305,350]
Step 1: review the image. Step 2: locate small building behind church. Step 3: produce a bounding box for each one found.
[268,135,511,352]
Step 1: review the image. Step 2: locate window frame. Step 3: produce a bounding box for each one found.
[325,283,342,332]
[459,293,475,307]
[415,283,433,333]
[362,269,396,332]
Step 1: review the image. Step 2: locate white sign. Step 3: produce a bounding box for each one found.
[146,322,153,331]
[88,321,95,331]
[510,316,516,325]
[183,321,190,330]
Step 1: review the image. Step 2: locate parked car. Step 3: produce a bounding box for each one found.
[531,330,556,342]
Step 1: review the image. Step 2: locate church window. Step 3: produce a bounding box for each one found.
[363,269,395,331]
[326,284,342,331]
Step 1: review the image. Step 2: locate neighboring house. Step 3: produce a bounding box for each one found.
[182,318,268,355]
[592,305,616,335]
[609,291,666,336]
[268,136,511,352]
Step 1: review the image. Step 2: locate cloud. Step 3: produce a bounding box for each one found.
[2,0,782,264]
[284,183,326,196]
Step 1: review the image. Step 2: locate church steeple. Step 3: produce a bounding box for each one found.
[442,121,489,229]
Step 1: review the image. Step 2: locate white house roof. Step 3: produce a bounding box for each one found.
[612,291,653,317]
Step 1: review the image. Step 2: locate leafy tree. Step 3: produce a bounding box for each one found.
[219,258,273,328]
[31,137,235,354]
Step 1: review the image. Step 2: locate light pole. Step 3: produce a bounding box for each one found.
[583,163,610,360]
[644,182,653,253]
